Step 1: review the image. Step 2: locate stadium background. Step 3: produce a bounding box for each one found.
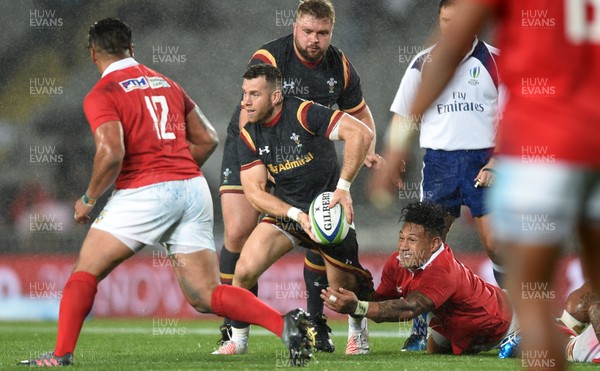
[0,0,582,320]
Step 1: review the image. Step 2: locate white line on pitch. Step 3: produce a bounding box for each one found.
[0,325,411,337]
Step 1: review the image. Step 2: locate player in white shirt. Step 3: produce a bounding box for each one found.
[372,0,505,351]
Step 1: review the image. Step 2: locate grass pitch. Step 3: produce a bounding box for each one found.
[1,319,596,370]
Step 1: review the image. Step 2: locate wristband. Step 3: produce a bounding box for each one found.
[481,168,496,174]
[354,300,369,317]
[286,207,302,222]
[388,115,417,151]
[336,178,351,192]
[82,193,97,207]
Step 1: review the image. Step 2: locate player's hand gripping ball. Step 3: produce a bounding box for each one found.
[309,191,350,244]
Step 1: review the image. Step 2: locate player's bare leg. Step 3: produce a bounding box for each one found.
[473,214,505,286]
[233,223,295,289]
[441,214,455,241]
[321,258,370,355]
[170,249,221,313]
[217,193,261,344]
[170,244,311,362]
[474,214,496,262]
[72,229,135,279]
[505,243,565,371]
[222,193,260,255]
[215,223,295,354]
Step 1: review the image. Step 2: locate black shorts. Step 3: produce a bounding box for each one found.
[262,215,374,300]
[219,121,243,195]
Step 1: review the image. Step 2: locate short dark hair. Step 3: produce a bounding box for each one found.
[88,18,132,55]
[400,202,446,238]
[439,0,456,13]
[243,64,283,90]
[297,0,335,24]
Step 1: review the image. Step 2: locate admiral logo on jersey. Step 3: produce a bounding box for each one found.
[267,152,315,175]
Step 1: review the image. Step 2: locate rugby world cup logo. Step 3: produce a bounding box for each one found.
[468,66,480,86]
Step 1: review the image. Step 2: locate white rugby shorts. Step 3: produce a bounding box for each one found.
[92,176,215,254]
[488,157,600,245]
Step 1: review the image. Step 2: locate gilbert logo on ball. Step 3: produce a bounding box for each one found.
[309,191,349,244]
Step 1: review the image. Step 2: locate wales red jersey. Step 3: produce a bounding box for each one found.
[375,244,512,354]
[83,58,201,189]
[472,0,600,168]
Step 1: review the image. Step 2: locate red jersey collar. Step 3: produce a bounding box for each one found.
[407,242,446,274]
[263,108,282,127]
[102,57,138,78]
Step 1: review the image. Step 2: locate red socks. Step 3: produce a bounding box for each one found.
[54,276,283,355]
[54,271,98,356]
[211,284,284,337]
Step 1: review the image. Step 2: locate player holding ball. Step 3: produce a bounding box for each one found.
[229,63,375,355]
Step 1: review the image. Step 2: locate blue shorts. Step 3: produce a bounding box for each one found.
[421,148,493,218]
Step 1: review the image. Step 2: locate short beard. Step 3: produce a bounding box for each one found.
[257,105,275,124]
[294,38,324,62]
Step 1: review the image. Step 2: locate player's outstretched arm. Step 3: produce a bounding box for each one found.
[329,113,373,223]
[321,287,434,323]
[350,105,381,168]
[74,121,125,224]
[240,163,319,242]
[186,106,219,168]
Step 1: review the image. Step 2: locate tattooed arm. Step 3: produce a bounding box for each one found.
[366,291,435,323]
[321,287,435,323]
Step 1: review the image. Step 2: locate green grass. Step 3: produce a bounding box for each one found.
[0,319,596,370]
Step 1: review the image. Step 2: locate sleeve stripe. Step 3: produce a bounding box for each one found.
[317,248,373,279]
[304,257,327,272]
[251,49,277,67]
[240,128,256,152]
[240,159,262,171]
[296,100,315,135]
[325,111,345,138]
[342,53,351,91]
[343,98,366,115]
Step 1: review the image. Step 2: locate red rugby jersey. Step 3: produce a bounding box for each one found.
[83,58,201,189]
[471,0,600,167]
[376,244,512,354]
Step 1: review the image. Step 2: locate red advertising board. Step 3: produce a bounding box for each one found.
[0,252,584,319]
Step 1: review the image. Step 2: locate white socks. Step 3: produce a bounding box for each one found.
[349,316,367,333]
[231,326,250,345]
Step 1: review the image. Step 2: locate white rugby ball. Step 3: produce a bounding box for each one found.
[309,191,349,244]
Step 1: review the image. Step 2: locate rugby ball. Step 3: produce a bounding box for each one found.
[309,192,349,244]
